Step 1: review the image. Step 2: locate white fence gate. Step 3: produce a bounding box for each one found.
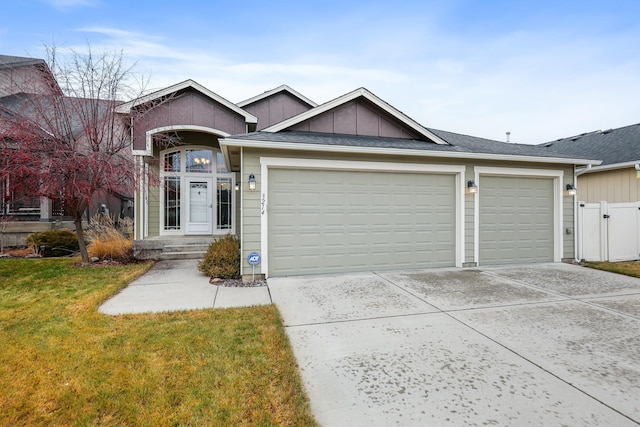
[577,201,640,262]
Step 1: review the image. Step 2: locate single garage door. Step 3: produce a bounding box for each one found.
[267,168,456,276]
[479,176,554,265]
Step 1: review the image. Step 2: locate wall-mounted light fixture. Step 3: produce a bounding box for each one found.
[466,180,478,195]
[565,183,577,196]
[248,174,256,191]
[234,182,240,191]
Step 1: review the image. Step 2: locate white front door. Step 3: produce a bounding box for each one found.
[186,178,213,234]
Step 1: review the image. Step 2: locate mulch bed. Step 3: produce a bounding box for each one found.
[210,277,267,287]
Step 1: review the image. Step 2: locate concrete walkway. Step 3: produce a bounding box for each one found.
[269,263,640,426]
[99,259,272,315]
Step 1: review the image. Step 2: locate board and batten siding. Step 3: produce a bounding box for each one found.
[578,168,640,203]
[132,91,248,152]
[242,92,313,131]
[240,148,577,275]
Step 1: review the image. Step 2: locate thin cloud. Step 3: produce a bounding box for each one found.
[71,19,640,144]
[43,0,97,8]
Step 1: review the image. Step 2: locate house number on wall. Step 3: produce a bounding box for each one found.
[261,193,266,215]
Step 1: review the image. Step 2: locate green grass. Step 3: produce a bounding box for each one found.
[0,258,317,426]
[585,260,640,278]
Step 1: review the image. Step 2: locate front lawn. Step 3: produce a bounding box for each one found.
[0,258,317,426]
[585,260,640,279]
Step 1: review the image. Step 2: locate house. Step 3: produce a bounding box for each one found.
[118,79,597,277]
[541,124,640,203]
[0,54,134,247]
[541,124,640,261]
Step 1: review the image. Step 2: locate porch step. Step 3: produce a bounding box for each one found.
[134,237,214,260]
[159,243,210,260]
[159,251,206,260]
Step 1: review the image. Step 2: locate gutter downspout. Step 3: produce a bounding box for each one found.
[576,163,593,177]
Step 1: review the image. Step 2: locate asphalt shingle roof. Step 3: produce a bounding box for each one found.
[540,123,640,166]
[228,130,591,162]
[0,54,45,69]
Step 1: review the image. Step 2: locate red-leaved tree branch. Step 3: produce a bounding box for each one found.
[0,45,158,263]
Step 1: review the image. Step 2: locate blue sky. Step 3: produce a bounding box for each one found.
[2,0,639,144]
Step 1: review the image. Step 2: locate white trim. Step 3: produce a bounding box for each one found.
[473,167,564,265]
[134,125,231,157]
[220,138,596,166]
[133,156,140,240]
[573,167,579,262]
[261,87,449,145]
[259,157,465,277]
[240,148,245,276]
[577,160,639,175]
[260,160,268,277]
[116,79,258,124]
[237,84,317,108]
[143,162,149,238]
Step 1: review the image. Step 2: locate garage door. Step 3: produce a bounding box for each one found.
[267,168,456,276]
[479,176,554,265]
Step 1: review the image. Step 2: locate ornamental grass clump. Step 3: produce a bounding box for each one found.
[198,234,240,279]
[87,228,133,262]
[85,213,133,262]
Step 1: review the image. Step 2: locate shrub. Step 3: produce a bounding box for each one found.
[26,229,79,257]
[87,228,133,262]
[198,235,240,279]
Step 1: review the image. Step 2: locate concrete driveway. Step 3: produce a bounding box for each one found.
[269,263,640,426]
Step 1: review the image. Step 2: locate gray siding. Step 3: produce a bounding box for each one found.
[464,168,476,265]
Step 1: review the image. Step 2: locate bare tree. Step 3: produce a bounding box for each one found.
[0,45,148,263]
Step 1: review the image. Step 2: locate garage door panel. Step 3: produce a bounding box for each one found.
[267,168,457,276]
[480,176,554,265]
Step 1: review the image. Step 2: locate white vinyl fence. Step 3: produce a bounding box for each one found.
[577,201,640,262]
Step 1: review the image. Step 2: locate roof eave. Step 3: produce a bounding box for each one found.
[115,79,258,124]
[220,137,600,166]
[577,160,640,175]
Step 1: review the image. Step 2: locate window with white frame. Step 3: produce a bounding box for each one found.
[161,147,234,233]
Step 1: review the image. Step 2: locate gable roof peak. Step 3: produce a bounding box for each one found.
[262,86,449,145]
[237,84,317,108]
[115,79,257,123]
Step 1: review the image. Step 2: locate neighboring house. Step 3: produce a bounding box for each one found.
[1,54,62,222]
[0,54,133,247]
[0,54,62,99]
[119,80,597,277]
[541,124,640,261]
[541,124,640,203]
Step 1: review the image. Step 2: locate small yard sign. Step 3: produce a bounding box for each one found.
[247,252,261,265]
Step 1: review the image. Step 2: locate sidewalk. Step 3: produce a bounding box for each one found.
[99,259,272,315]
